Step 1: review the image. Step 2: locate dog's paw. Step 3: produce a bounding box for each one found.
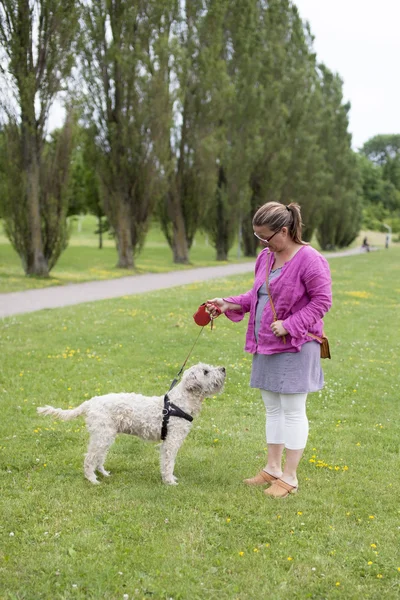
[98,468,111,477]
[163,477,179,486]
[86,476,100,485]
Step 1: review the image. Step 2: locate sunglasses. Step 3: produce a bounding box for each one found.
[253,230,280,244]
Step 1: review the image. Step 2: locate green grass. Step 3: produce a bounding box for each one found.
[1,248,400,599]
[0,217,250,293]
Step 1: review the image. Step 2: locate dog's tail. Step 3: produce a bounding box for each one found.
[37,402,88,421]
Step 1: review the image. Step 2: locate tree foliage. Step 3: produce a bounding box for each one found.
[0,0,78,275]
[80,0,163,268]
[359,134,400,229]
[315,66,362,250]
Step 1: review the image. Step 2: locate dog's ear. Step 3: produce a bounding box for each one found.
[184,372,203,394]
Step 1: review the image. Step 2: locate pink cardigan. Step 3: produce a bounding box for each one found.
[224,245,332,355]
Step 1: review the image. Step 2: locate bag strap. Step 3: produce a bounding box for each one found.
[265,252,286,345]
[306,332,323,343]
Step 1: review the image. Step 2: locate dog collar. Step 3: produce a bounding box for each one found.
[161,394,193,441]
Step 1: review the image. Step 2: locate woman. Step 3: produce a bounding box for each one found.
[206,202,332,498]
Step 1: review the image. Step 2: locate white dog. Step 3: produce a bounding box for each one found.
[37,363,226,485]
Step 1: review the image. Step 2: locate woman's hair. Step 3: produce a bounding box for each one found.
[252,202,305,244]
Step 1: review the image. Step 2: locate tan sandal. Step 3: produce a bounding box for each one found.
[264,478,298,498]
[243,470,277,486]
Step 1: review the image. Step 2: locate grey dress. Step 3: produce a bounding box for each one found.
[250,268,324,394]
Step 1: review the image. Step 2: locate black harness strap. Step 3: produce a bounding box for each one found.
[160,326,206,440]
[161,393,193,441]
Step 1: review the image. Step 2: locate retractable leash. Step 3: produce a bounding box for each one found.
[160,302,221,440]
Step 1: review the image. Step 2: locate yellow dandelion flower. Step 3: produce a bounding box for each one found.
[226,518,231,523]
[239,551,244,556]
[253,548,259,553]
[397,567,400,572]
[297,511,303,515]
[287,557,293,561]
[369,516,375,519]
[346,512,351,516]
[335,582,340,587]
[265,543,270,548]
[368,561,373,566]
[370,543,377,549]
[342,466,349,471]
[213,439,219,443]
[377,574,383,579]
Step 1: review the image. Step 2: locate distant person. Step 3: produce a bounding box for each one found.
[362,237,370,252]
[385,234,390,249]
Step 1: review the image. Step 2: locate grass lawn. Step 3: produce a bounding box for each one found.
[1,248,400,599]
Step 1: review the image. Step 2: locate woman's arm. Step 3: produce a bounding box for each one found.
[206,298,241,316]
[282,257,332,337]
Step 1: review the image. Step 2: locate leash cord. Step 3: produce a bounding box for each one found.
[168,326,205,391]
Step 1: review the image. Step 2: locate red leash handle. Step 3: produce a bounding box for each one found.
[193,303,221,327]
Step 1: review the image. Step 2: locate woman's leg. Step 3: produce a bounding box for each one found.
[280,392,309,487]
[261,390,285,477]
[244,390,284,484]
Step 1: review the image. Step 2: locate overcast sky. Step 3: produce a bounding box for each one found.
[48,0,400,151]
[294,0,400,150]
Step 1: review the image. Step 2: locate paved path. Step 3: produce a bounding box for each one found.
[0,246,370,318]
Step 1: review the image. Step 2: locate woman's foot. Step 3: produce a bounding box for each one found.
[243,470,278,486]
[264,478,298,498]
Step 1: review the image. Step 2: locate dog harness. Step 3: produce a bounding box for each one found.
[161,394,193,441]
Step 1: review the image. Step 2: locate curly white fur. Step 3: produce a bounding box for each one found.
[37,363,226,485]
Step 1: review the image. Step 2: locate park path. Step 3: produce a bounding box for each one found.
[0,247,368,318]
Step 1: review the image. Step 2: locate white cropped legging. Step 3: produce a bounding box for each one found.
[261,390,309,450]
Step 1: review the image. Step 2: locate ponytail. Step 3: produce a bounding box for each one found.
[253,201,305,244]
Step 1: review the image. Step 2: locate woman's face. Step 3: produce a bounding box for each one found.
[253,225,286,251]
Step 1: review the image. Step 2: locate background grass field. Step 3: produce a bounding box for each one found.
[0,215,394,293]
[1,247,400,599]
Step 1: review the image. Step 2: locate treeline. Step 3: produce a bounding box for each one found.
[0,0,398,277]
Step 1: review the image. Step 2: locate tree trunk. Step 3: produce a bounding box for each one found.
[216,246,228,261]
[172,213,189,263]
[215,165,228,261]
[98,215,103,249]
[167,188,189,264]
[22,119,48,276]
[116,199,134,268]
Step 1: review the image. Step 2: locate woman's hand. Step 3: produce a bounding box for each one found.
[206,298,239,317]
[271,320,289,337]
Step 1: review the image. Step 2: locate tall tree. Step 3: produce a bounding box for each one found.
[0,0,78,275]
[240,0,326,256]
[203,0,263,261]
[316,66,362,250]
[361,134,400,213]
[152,0,223,263]
[80,0,161,269]
[361,134,400,165]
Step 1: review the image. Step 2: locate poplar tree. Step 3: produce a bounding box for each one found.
[202,0,262,261]
[315,66,362,249]
[80,0,161,268]
[153,0,223,263]
[0,0,78,275]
